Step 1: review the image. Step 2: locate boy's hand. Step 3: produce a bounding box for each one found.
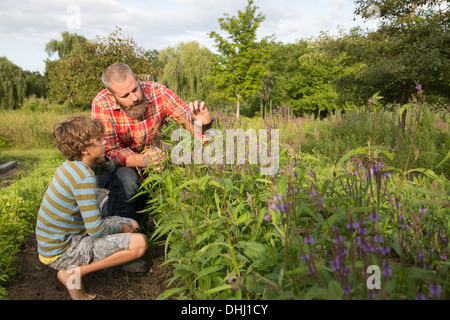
[122,224,134,233]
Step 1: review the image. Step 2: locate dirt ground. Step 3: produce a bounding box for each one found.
[5,233,174,300]
[2,163,175,300]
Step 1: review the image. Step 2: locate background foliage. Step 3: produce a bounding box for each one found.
[1,0,447,115]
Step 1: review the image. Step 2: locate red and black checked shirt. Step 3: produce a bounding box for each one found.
[92,82,204,166]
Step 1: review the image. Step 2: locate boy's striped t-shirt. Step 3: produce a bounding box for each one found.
[36,159,120,264]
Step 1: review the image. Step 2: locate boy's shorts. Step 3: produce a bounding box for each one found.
[48,216,134,271]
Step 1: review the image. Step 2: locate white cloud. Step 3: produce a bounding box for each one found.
[0,0,367,73]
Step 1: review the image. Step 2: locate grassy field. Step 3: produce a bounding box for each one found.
[0,97,448,299]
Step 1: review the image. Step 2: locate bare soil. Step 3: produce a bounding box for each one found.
[5,233,173,300]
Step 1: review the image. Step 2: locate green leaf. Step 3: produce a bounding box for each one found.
[155,286,187,300]
[198,175,212,190]
[204,284,232,295]
[221,178,234,193]
[399,103,416,116]
[195,265,225,280]
[236,241,267,260]
[338,147,369,164]
[328,280,343,298]
[435,150,450,169]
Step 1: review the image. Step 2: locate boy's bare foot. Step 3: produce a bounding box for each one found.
[57,269,97,300]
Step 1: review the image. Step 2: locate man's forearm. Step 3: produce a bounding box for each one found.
[125,153,147,168]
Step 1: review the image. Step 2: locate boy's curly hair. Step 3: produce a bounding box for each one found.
[53,115,104,161]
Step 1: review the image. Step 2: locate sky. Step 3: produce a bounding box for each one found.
[0,0,378,74]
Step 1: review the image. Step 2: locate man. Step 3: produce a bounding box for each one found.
[92,63,213,222]
[36,116,148,300]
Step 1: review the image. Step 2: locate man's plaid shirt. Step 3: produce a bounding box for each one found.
[92,81,203,166]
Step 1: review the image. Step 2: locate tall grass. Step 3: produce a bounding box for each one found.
[0,97,89,150]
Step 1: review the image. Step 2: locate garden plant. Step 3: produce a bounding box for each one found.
[139,91,449,300]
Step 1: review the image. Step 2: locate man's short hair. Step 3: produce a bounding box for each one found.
[53,115,104,161]
[101,63,134,92]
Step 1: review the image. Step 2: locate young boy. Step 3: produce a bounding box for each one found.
[36,115,148,300]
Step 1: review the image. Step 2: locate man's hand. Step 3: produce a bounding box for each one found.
[189,101,212,127]
[142,147,166,170]
[125,147,165,170]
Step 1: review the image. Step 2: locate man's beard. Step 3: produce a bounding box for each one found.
[120,99,148,119]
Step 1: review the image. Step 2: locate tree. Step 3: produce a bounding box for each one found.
[45,28,152,109]
[45,31,87,59]
[209,0,268,119]
[159,41,213,101]
[24,70,47,98]
[144,49,164,82]
[351,0,450,133]
[261,40,362,116]
[0,57,26,110]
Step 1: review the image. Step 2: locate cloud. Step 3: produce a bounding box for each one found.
[0,0,365,72]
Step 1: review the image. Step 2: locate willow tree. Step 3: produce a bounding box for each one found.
[159,41,213,101]
[45,31,87,59]
[209,0,268,119]
[0,57,26,110]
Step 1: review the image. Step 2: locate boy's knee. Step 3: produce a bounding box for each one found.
[131,233,148,256]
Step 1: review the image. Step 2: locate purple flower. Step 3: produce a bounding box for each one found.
[308,266,316,275]
[382,262,392,277]
[330,256,340,271]
[381,244,390,256]
[264,214,272,221]
[419,207,427,214]
[304,235,314,244]
[346,221,358,230]
[374,234,383,243]
[416,248,424,259]
[416,84,422,91]
[227,277,234,284]
[301,253,310,261]
[370,212,379,222]
[343,285,352,296]
[415,294,426,300]
[430,284,442,298]
[277,203,288,213]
